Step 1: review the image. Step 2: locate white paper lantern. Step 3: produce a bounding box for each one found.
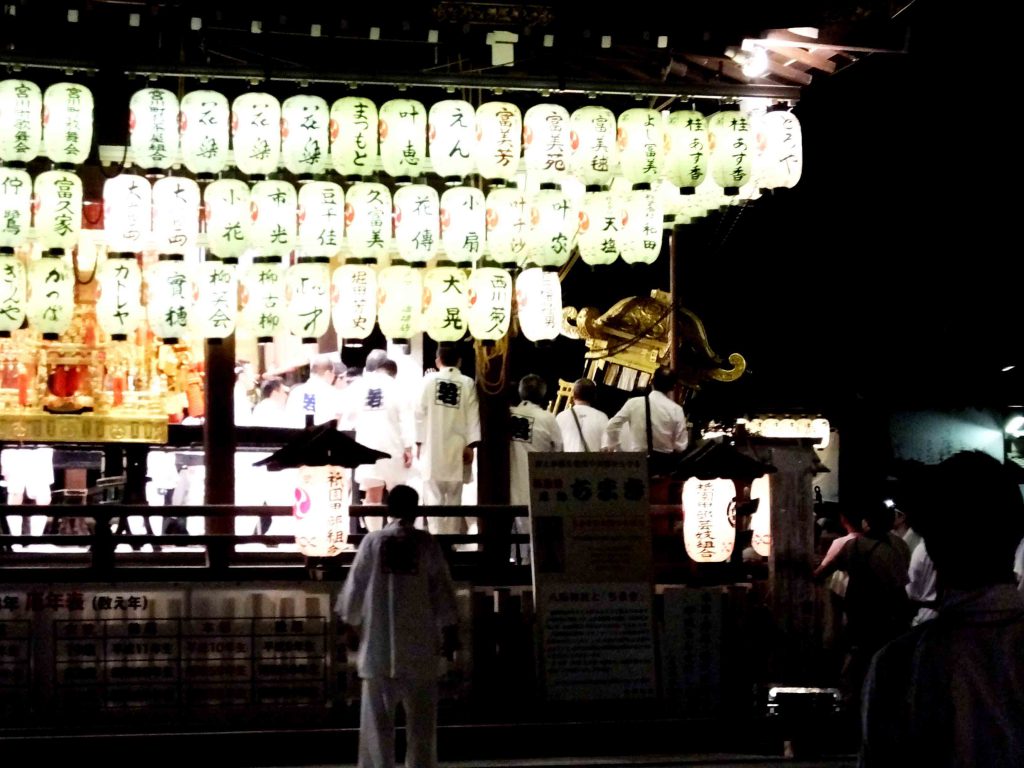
[515,267,561,342]
[298,181,343,258]
[708,107,754,194]
[285,257,331,342]
[194,259,237,339]
[422,264,468,343]
[617,108,664,187]
[291,464,349,557]
[96,254,143,340]
[682,477,736,563]
[467,266,511,342]
[428,100,476,184]
[146,256,193,342]
[755,107,802,191]
[103,175,152,254]
[523,103,570,186]
[569,105,615,189]
[621,188,663,265]
[152,176,200,254]
[27,254,74,338]
[0,251,27,336]
[0,167,32,249]
[203,179,249,259]
[231,92,281,179]
[240,257,285,342]
[344,182,392,263]
[248,180,296,258]
[332,261,377,341]
[393,184,438,265]
[42,83,93,167]
[32,170,82,254]
[475,102,521,184]
[179,90,230,178]
[377,264,421,342]
[577,190,624,266]
[527,187,577,268]
[282,94,329,178]
[129,88,179,173]
[750,475,772,558]
[665,109,708,194]
[440,186,485,265]
[329,96,378,180]
[484,186,527,267]
[379,98,426,181]
[0,79,42,165]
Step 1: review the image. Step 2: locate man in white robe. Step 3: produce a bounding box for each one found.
[555,378,608,453]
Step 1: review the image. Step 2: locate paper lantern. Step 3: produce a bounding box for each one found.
[665,109,708,194]
[393,184,438,265]
[475,102,521,184]
[32,170,82,254]
[344,182,392,263]
[708,107,754,194]
[152,176,200,255]
[285,257,331,342]
[466,266,511,342]
[515,267,561,342]
[422,264,468,343]
[298,181,343,258]
[377,264,421,343]
[179,90,230,178]
[750,475,771,557]
[755,107,802,191]
[682,477,736,563]
[484,186,528,267]
[0,79,42,165]
[329,96,378,180]
[42,83,93,167]
[378,98,426,182]
[523,103,570,186]
[428,100,476,184]
[577,190,624,266]
[103,175,152,254]
[202,179,250,259]
[440,186,485,265]
[231,92,281,179]
[146,255,193,342]
[240,257,285,343]
[282,94,329,179]
[332,261,377,341]
[0,250,27,337]
[621,188,663,265]
[292,465,349,557]
[0,167,32,250]
[194,259,237,339]
[26,254,74,338]
[95,254,143,341]
[526,187,577,268]
[129,88,179,174]
[617,108,664,187]
[248,180,296,258]
[569,105,615,189]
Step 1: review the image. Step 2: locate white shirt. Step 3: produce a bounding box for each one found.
[346,371,412,458]
[509,401,563,507]
[285,376,340,427]
[555,403,609,453]
[250,397,292,428]
[604,390,688,454]
[906,542,938,625]
[414,366,480,483]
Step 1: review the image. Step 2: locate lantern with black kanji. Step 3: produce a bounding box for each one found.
[152,177,200,255]
[379,98,426,183]
[428,99,476,185]
[569,105,615,189]
[240,256,285,343]
[96,253,143,341]
[750,474,771,557]
[393,184,438,266]
[103,174,151,254]
[42,83,93,168]
[0,167,32,250]
[708,106,753,195]
[467,265,511,342]
[475,101,521,185]
[344,182,391,263]
[282,94,329,180]
[332,261,377,343]
[515,267,561,342]
[248,180,296,258]
[577,190,624,266]
[147,255,193,343]
[194,259,237,339]
[285,257,331,342]
[298,181,343,258]
[180,90,230,179]
[617,107,664,188]
[422,263,468,343]
[0,249,27,337]
[755,106,802,192]
[484,186,527,267]
[33,170,82,254]
[129,87,179,175]
[621,188,663,265]
[526,186,577,268]
[440,186,485,265]
[0,79,42,165]
[231,92,281,179]
[665,109,708,194]
[329,96,378,180]
[27,253,74,339]
[682,477,736,563]
[523,103,570,187]
[203,179,249,260]
[377,263,421,344]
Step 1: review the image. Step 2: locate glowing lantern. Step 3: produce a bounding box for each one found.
[422,264,468,343]
[484,186,527,267]
[282,94,329,179]
[523,103,570,186]
[577,190,624,266]
[0,167,32,249]
[152,177,200,254]
[393,184,438,265]
[665,109,708,194]
[33,170,82,254]
[332,261,377,342]
[248,180,296,257]
[475,102,521,184]
[0,79,42,165]
[329,96,378,180]
[440,186,485,265]
[203,179,249,259]
[42,83,93,167]
[285,257,331,342]
[378,98,426,182]
[755,107,802,191]
[526,187,576,268]
[129,88,179,174]
[147,256,193,342]
[298,181,343,258]
[617,108,664,187]
[231,92,281,179]
[194,259,237,339]
[682,477,736,563]
[0,250,26,337]
[344,182,392,263]
[291,465,350,557]
[96,254,143,340]
[708,107,754,195]
[179,90,230,178]
[466,266,511,342]
[428,100,476,185]
[621,188,663,265]
[515,267,561,342]
[377,264,421,343]
[569,105,615,189]
[27,254,73,338]
[750,475,771,557]
[241,257,285,343]
[103,175,151,254]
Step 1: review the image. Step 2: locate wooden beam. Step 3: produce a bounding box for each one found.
[681,53,747,83]
[762,41,837,73]
[763,54,814,85]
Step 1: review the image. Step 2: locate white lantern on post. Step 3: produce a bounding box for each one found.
[422,263,468,343]
[440,186,485,266]
[194,259,237,340]
[282,94,329,179]
[428,100,476,185]
[0,250,27,337]
[27,254,74,339]
[475,102,521,185]
[393,184,438,266]
[42,83,93,167]
[203,179,249,259]
[617,107,664,188]
[241,257,285,343]
[329,96,378,180]
[33,170,82,255]
[332,261,377,343]
[577,190,624,266]
[523,104,570,186]
[377,263,421,344]
[467,265,511,342]
[285,257,331,343]
[298,181,343,258]
[152,177,200,255]
[103,175,152,254]
[0,79,42,165]
[179,90,230,179]
[344,182,391,263]
[0,167,33,250]
[750,474,772,558]
[379,98,426,182]
[682,477,736,563]
[569,105,615,189]
[755,106,802,191]
[708,106,754,195]
[146,255,193,343]
[291,464,350,557]
[526,186,577,268]
[129,88,179,175]
[231,92,281,179]
[665,109,708,194]
[485,186,527,267]
[248,180,296,258]
[96,254,143,341]
[621,188,664,265]
[515,267,561,342]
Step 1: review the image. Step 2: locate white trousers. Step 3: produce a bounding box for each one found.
[359,676,439,768]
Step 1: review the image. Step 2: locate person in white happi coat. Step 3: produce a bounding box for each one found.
[555,378,609,453]
[509,375,563,540]
[603,368,688,474]
[285,354,341,427]
[338,485,459,768]
[414,345,480,533]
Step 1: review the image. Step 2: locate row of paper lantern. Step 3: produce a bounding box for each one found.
[0,79,802,193]
[681,475,771,562]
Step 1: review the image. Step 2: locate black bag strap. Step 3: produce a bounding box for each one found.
[570,406,591,453]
